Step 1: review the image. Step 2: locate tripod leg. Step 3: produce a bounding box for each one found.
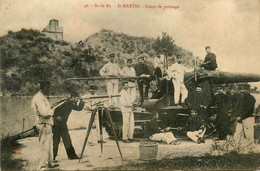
[79,110,96,162]
[105,108,124,160]
[98,107,104,154]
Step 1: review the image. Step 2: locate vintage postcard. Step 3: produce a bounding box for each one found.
[0,0,259,170]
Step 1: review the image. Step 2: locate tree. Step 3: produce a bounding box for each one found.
[152,32,176,56]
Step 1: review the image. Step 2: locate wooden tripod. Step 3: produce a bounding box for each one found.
[79,104,123,162]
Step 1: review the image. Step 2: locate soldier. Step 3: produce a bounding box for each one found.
[154,52,165,78]
[212,87,234,140]
[99,53,124,105]
[232,87,256,144]
[146,113,180,145]
[201,46,218,71]
[186,86,206,144]
[82,85,102,146]
[31,80,58,169]
[122,58,136,103]
[52,92,85,160]
[119,81,135,143]
[167,55,191,105]
[134,56,151,105]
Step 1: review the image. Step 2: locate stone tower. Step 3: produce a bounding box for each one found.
[42,19,63,41]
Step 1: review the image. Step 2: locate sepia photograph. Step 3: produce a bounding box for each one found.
[0,0,259,170]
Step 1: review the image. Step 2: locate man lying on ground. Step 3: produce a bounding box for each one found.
[145,113,181,145]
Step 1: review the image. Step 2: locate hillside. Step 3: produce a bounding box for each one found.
[84,29,197,68]
[0,29,197,95]
[0,29,93,95]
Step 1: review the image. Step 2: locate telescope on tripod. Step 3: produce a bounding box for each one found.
[79,95,124,162]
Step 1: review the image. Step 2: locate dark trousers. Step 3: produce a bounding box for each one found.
[53,124,77,159]
[137,79,150,102]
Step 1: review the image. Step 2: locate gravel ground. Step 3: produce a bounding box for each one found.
[8,110,260,170]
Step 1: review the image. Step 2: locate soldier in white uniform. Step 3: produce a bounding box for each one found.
[82,85,102,146]
[154,52,165,78]
[122,58,136,103]
[119,82,134,143]
[31,80,58,170]
[99,53,124,105]
[167,56,191,105]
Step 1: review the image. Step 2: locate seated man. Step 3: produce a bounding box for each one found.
[201,46,218,71]
[186,110,206,144]
[145,113,180,145]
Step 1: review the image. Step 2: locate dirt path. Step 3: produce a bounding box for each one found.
[14,128,215,170]
[12,111,260,170]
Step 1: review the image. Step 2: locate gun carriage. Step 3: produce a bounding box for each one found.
[68,70,260,138]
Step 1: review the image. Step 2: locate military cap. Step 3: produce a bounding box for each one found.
[176,54,182,59]
[71,91,80,97]
[40,80,51,90]
[122,81,129,86]
[89,85,98,90]
[205,46,211,50]
[138,56,145,60]
[108,53,115,58]
[126,58,133,62]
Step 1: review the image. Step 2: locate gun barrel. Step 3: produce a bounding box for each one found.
[82,94,120,99]
[212,72,260,84]
[184,71,260,84]
[67,76,147,81]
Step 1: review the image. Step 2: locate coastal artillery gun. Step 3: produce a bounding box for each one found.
[143,69,260,136]
[68,70,260,138]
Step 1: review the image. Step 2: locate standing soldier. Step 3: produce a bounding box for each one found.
[212,87,234,140]
[52,92,85,160]
[232,88,256,144]
[99,53,124,105]
[122,58,136,103]
[31,80,58,169]
[82,85,102,146]
[167,55,191,105]
[154,52,165,78]
[134,56,151,105]
[119,82,134,143]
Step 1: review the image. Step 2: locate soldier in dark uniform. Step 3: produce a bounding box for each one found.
[186,86,206,143]
[134,56,151,105]
[187,86,207,119]
[232,89,256,144]
[52,92,85,160]
[201,46,218,71]
[212,87,234,140]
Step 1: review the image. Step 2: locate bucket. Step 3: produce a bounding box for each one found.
[139,142,158,160]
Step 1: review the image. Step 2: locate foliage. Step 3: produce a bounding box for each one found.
[1,136,27,170]
[1,29,196,95]
[152,32,176,56]
[0,29,96,96]
[210,136,255,155]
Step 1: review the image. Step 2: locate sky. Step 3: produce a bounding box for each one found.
[0,0,259,73]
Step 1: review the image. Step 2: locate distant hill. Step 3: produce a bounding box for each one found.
[0,29,90,95]
[84,29,198,68]
[0,29,198,95]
